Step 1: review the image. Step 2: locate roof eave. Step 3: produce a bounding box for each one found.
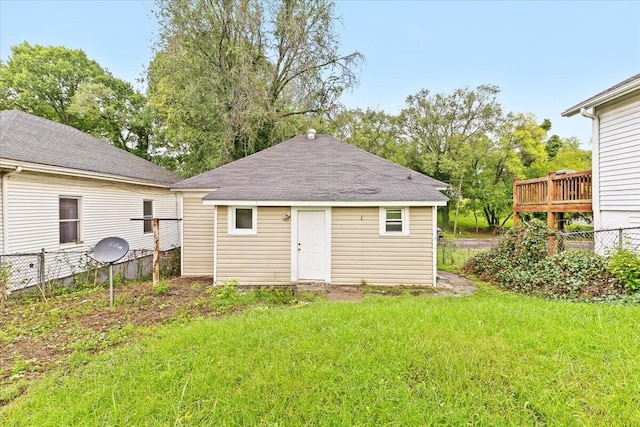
[201,199,448,207]
[0,158,176,188]
[562,76,640,117]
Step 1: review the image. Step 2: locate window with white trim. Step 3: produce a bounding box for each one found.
[59,197,81,244]
[143,200,153,233]
[379,207,409,236]
[228,206,257,234]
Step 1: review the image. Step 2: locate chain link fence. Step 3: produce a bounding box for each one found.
[558,227,640,255]
[437,226,640,268]
[438,236,502,267]
[0,248,180,294]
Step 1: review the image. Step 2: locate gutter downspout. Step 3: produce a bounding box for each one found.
[2,166,23,253]
[579,107,600,232]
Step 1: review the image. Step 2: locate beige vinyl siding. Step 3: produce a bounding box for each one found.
[597,93,640,211]
[217,206,291,285]
[3,171,180,254]
[181,195,215,275]
[331,207,433,286]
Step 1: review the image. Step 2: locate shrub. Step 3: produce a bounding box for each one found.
[607,248,640,291]
[462,221,626,300]
[0,263,10,309]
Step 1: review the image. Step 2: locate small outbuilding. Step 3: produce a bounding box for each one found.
[172,132,448,287]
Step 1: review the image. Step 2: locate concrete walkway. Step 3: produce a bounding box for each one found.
[434,270,476,297]
[313,271,476,301]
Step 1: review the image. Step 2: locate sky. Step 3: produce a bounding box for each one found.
[1,0,639,146]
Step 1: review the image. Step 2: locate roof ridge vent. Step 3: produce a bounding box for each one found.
[306,129,316,140]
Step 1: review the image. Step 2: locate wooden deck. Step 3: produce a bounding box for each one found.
[513,170,592,254]
[514,170,592,228]
[514,171,593,215]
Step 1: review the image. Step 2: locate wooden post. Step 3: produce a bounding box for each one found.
[547,173,557,256]
[513,179,520,228]
[39,248,46,295]
[153,218,160,286]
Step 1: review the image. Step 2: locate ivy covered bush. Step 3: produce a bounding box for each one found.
[462,221,626,300]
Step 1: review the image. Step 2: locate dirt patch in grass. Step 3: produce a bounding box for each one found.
[0,276,218,406]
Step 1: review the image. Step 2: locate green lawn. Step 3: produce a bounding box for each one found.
[2,285,639,426]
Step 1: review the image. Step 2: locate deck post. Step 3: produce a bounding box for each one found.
[547,212,557,256]
[547,173,557,255]
[513,178,520,228]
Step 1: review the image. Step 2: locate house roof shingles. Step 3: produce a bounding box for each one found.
[172,134,448,203]
[0,110,181,185]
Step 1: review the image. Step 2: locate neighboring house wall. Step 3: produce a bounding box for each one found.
[181,194,215,276]
[596,92,640,230]
[331,207,434,286]
[2,171,181,254]
[0,182,4,254]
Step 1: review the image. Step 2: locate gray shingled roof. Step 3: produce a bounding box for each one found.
[0,110,181,185]
[173,134,448,203]
[562,73,640,117]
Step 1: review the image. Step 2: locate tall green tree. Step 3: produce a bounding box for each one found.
[547,137,591,172]
[69,81,153,158]
[0,42,152,157]
[398,85,503,227]
[474,113,548,228]
[148,0,363,176]
[0,42,105,125]
[328,108,407,165]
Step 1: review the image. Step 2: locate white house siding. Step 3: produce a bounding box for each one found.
[331,206,434,286]
[181,194,215,276]
[597,93,640,226]
[2,171,180,254]
[216,206,291,285]
[0,183,4,254]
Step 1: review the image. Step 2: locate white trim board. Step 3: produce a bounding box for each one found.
[203,200,447,207]
[0,159,173,188]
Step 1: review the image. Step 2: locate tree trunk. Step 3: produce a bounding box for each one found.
[452,175,463,235]
[441,205,450,230]
[473,211,478,233]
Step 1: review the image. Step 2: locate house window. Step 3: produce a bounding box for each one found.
[228,206,257,235]
[379,207,409,236]
[143,200,153,233]
[60,197,80,244]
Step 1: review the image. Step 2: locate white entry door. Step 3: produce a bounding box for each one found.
[297,210,326,280]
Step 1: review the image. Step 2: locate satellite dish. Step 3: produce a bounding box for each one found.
[93,237,129,309]
[94,237,129,264]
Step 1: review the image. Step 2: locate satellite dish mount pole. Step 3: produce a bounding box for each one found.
[109,262,114,309]
[93,237,129,310]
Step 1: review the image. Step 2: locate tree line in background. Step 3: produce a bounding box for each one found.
[0,0,590,230]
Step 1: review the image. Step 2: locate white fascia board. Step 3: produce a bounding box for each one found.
[201,199,448,207]
[0,159,172,188]
[170,188,218,193]
[562,78,640,117]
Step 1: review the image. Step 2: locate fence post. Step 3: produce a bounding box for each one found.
[39,248,46,295]
[618,228,624,250]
